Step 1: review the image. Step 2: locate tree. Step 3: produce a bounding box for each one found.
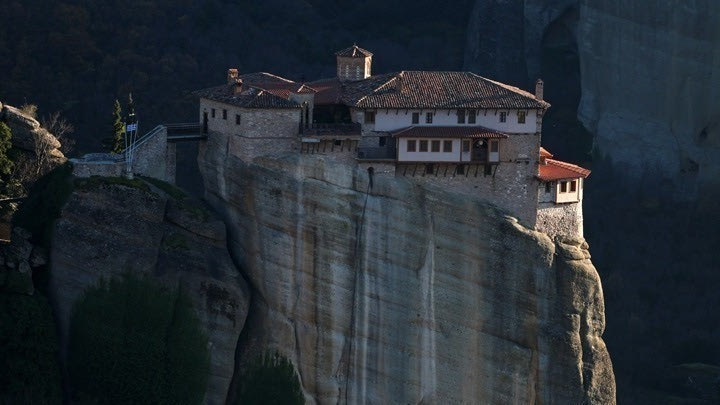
[67,274,209,404]
[0,122,13,181]
[41,111,75,155]
[105,99,125,153]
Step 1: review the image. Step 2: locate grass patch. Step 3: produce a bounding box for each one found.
[141,176,186,200]
[74,175,150,193]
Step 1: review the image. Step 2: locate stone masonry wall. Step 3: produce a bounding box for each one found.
[537,201,584,239]
[132,126,174,182]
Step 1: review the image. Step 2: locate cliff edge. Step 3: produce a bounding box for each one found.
[199,131,616,403]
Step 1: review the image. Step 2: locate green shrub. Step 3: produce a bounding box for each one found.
[68,274,209,404]
[0,293,62,403]
[235,351,304,405]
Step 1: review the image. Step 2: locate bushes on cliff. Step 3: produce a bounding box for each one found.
[0,293,62,403]
[234,351,304,405]
[68,274,209,404]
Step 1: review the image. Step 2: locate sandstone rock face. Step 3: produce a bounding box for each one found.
[465,1,720,196]
[49,180,250,404]
[198,132,616,404]
[0,103,65,161]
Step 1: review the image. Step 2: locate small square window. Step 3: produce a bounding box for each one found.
[499,112,507,123]
[457,109,465,124]
[456,165,465,175]
[364,111,376,123]
[560,181,568,193]
[222,109,227,120]
[334,139,342,146]
[425,164,434,174]
[462,140,470,152]
[419,140,428,152]
[235,114,241,125]
[211,108,216,118]
[407,140,416,152]
[412,112,419,124]
[431,140,440,152]
[518,111,526,124]
[425,112,433,124]
[443,140,452,152]
[468,109,476,124]
[570,180,577,192]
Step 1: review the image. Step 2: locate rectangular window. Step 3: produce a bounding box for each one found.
[431,140,440,152]
[235,114,241,125]
[499,111,507,123]
[457,109,465,124]
[560,181,568,193]
[407,140,416,152]
[468,109,476,124]
[379,136,387,147]
[462,140,470,152]
[425,112,433,124]
[222,109,227,120]
[490,140,499,153]
[443,140,452,152]
[570,180,577,192]
[211,108,216,118]
[412,112,419,124]
[545,182,552,193]
[518,111,526,124]
[334,139,342,146]
[484,164,492,175]
[425,164,434,174]
[456,165,465,175]
[419,140,428,152]
[364,111,375,123]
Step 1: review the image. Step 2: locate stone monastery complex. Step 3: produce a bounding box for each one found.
[73,45,590,239]
[194,45,590,238]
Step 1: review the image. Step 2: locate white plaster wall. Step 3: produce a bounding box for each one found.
[371,109,540,133]
[556,179,582,203]
[398,138,462,162]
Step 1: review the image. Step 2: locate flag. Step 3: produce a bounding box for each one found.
[126,122,138,132]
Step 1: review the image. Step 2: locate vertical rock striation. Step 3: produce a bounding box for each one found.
[199,132,615,403]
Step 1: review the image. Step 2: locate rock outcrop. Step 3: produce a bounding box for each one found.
[199,132,616,403]
[49,179,249,404]
[0,103,65,162]
[465,0,720,197]
[0,227,47,296]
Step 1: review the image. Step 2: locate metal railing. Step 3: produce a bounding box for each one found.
[301,122,361,136]
[357,147,397,160]
[165,122,203,135]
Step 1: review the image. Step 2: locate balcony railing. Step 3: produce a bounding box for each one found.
[357,146,397,160]
[301,122,361,137]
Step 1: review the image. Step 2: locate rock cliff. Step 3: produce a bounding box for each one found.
[0,102,65,162]
[48,178,249,404]
[198,132,615,403]
[465,0,720,196]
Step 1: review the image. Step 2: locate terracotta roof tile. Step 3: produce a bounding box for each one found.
[540,147,553,158]
[194,85,300,109]
[538,159,591,181]
[391,126,510,139]
[335,45,373,58]
[341,71,549,110]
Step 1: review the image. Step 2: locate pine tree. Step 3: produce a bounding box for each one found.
[104,99,125,153]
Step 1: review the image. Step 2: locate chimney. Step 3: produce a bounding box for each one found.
[232,78,243,94]
[227,68,239,84]
[535,78,544,101]
[396,71,404,93]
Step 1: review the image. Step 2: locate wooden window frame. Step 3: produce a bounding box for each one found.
[468,109,476,124]
[407,139,416,152]
[443,140,452,152]
[560,181,568,193]
[570,180,577,192]
[419,140,428,152]
[518,111,526,124]
[499,111,507,123]
[425,112,433,124]
[412,112,419,124]
[457,109,465,124]
[431,140,440,152]
[364,111,376,123]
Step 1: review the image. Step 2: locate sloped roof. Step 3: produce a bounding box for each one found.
[538,159,591,181]
[539,147,553,159]
[341,71,550,109]
[194,85,300,109]
[391,126,509,139]
[336,45,373,58]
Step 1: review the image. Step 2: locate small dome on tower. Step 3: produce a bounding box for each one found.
[336,44,373,82]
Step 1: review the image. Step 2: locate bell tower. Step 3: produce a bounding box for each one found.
[335,44,373,82]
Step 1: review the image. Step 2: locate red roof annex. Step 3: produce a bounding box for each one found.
[538,159,591,181]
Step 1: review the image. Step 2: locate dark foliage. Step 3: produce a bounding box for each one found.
[235,351,304,405]
[0,293,62,403]
[68,274,209,404]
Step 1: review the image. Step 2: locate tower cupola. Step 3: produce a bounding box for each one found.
[335,44,373,82]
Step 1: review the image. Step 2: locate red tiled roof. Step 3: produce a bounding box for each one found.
[540,147,553,158]
[391,126,510,139]
[336,45,373,58]
[341,71,549,110]
[537,159,591,181]
[306,77,343,104]
[194,85,300,109]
